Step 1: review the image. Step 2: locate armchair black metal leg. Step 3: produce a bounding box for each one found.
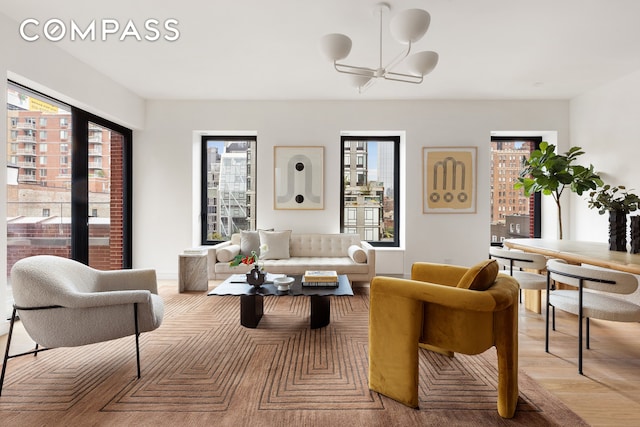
[0,308,18,396]
[134,303,141,379]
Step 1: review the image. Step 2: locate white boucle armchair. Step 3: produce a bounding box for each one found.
[0,255,164,396]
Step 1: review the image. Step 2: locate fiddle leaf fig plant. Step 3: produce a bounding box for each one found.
[587,184,640,215]
[514,141,602,239]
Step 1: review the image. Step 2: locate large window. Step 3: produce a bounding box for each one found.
[201,135,257,244]
[6,81,133,308]
[489,136,541,244]
[340,135,400,247]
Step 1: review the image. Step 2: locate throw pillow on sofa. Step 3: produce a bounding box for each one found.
[259,230,292,259]
[240,230,260,256]
[348,245,367,263]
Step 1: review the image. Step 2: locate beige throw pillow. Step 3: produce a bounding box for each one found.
[240,230,260,256]
[259,230,292,260]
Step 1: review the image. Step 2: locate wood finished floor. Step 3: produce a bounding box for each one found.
[2,280,640,426]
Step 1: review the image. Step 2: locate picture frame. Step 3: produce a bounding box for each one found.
[422,146,477,214]
[274,146,324,210]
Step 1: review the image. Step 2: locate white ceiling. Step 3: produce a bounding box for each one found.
[3,0,640,101]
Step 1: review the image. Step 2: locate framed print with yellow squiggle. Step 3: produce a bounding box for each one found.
[423,146,477,214]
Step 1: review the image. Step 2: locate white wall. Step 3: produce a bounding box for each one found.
[136,100,569,278]
[570,69,640,242]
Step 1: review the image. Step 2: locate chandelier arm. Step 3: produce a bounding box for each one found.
[334,62,377,77]
[383,71,423,84]
[383,42,413,73]
[359,78,377,94]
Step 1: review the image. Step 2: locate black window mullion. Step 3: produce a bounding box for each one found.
[71,109,89,264]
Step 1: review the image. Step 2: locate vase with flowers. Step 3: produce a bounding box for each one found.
[229,246,267,288]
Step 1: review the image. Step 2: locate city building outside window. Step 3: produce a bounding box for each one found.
[490,137,541,245]
[340,135,400,247]
[201,135,257,244]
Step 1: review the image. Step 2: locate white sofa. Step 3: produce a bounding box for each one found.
[204,232,376,284]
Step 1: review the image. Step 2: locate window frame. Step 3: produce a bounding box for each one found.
[200,135,257,245]
[340,135,400,248]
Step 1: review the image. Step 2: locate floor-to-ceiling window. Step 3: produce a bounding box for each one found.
[6,81,132,305]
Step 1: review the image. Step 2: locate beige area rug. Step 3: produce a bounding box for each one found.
[0,287,588,426]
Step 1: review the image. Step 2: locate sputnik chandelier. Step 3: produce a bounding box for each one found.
[320,2,439,93]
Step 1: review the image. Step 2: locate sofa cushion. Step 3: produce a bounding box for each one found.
[259,230,292,260]
[348,245,367,263]
[457,259,499,291]
[217,244,240,263]
[240,230,260,256]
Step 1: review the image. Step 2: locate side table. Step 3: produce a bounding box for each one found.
[178,252,208,293]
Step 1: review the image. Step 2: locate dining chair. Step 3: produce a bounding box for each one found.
[545,258,640,374]
[489,246,547,304]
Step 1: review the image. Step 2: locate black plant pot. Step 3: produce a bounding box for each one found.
[631,216,640,254]
[609,210,627,252]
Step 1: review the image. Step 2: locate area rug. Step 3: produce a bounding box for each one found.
[0,287,588,426]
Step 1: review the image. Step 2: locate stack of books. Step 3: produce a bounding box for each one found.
[183,248,208,256]
[302,270,339,287]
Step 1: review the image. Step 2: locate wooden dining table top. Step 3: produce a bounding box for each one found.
[503,238,640,275]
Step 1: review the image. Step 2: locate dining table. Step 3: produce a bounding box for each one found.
[502,238,640,313]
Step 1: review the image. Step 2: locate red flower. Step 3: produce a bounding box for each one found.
[230,250,259,267]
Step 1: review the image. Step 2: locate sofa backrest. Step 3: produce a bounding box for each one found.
[289,233,361,257]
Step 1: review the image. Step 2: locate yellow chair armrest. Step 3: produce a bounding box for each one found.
[372,276,498,311]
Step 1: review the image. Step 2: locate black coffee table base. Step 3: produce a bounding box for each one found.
[240,294,330,329]
[241,294,264,328]
[309,295,330,329]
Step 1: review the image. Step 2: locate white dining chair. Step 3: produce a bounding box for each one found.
[545,258,640,374]
[489,246,547,304]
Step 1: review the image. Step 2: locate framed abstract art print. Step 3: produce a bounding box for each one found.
[423,146,477,214]
[274,146,324,210]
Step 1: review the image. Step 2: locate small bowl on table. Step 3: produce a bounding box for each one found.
[273,276,294,291]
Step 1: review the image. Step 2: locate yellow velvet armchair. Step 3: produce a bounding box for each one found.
[368,260,520,418]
